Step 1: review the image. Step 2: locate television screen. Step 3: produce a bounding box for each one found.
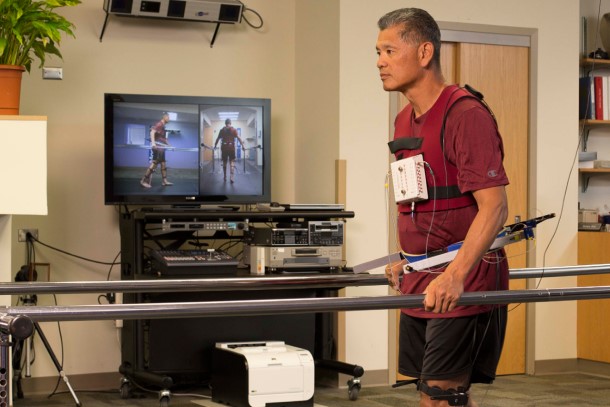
[104,93,271,205]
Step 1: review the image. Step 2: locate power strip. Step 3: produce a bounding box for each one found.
[390,154,428,204]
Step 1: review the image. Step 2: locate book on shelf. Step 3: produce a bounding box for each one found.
[580,160,595,169]
[594,160,610,169]
[579,151,597,161]
[595,76,604,120]
[579,159,610,169]
[580,70,610,120]
[580,76,594,119]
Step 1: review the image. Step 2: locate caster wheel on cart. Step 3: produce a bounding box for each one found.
[347,378,361,401]
[119,380,132,399]
[159,389,171,407]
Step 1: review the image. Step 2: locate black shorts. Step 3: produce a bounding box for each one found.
[221,149,236,163]
[398,307,507,384]
[152,149,166,163]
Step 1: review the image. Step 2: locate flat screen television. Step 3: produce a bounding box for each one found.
[104,93,271,206]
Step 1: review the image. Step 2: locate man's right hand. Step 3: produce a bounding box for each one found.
[385,260,406,291]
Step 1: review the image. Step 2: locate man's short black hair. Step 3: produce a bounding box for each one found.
[377,8,441,67]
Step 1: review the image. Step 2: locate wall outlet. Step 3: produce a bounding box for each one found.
[42,67,62,80]
[18,229,38,242]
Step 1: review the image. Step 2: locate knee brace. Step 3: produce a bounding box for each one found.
[417,381,469,406]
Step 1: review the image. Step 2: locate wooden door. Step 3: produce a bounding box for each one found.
[577,232,610,362]
[457,43,529,375]
[393,41,530,379]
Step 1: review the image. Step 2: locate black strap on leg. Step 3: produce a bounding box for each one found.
[417,381,469,406]
[392,378,419,388]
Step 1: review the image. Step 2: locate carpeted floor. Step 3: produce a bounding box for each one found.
[12,373,610,406]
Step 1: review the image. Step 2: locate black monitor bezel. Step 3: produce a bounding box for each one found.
[104,93,271,206]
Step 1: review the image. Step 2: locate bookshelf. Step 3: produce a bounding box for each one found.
[581,57,610,69]
[579,168,610,192]
[579,59,610,192]
[579,168,610,173]
[580,119,610,126]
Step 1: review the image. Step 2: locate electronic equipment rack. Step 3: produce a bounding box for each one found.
[117,208,368,404]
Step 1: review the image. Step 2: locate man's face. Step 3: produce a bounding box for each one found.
[163,114,170,123]
[376,25,422,93]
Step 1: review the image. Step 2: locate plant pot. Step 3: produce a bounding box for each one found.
[0,65,26,115]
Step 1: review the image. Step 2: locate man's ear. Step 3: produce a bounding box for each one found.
[418,42,435,67]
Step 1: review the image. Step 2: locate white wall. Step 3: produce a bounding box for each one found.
[294,0,340,203]
[339,0,580,370]
[10,0,585,381]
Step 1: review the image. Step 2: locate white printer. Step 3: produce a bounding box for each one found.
[212,341,314,407]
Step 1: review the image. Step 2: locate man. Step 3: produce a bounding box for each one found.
[377,8,509,407]
[141,112,173,188]
[214,118,245,183]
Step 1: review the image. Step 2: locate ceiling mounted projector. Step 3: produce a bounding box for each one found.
[104,0,243,24]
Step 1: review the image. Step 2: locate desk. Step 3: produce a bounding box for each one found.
[118,208,373,390]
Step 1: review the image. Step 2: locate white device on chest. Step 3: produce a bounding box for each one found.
[390,153,428,204]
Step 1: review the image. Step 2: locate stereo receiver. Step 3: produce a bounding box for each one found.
[308,221,344,246]
[161,220,247,232]
[250,228,309,246]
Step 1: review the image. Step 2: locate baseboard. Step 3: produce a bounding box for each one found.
[534,358,610,378]
[19,371,122,396]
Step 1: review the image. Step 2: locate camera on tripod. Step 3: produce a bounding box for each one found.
[15,264,38,282]
[11,263,81,405]
[15,264,39,305]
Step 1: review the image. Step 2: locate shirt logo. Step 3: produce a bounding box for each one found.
[488,170,498,178]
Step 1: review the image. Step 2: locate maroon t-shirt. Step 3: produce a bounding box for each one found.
[398,96,510,318]
[218,126,239,152]
[151,119,168,147]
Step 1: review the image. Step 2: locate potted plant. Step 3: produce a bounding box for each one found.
[0,0,81,114]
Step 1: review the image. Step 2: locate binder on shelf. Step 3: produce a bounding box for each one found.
[580,76,593,120]
[579,151,597,162]
[602,75,610,120]
[595,76,604,120]
[579,160,610,169]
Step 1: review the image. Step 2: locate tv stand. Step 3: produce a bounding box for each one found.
[151,205,241,212]
[118,208,362,399]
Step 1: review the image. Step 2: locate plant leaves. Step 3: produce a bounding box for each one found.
[0,0,81,68]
